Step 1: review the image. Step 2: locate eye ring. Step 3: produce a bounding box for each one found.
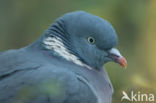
[87,37,95,44]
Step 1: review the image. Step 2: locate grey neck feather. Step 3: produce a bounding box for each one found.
[41,18,92,70]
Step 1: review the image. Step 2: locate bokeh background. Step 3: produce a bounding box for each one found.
[0,0,156,103]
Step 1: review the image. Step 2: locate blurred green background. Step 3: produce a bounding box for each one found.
[0,0,156,103]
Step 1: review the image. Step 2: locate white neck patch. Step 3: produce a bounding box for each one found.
[43,36,92,70]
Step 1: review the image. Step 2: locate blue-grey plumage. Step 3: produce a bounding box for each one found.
[0,11,127,103]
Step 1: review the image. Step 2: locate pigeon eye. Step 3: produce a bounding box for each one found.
[87,37,95,44]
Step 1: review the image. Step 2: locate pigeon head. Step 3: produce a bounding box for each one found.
[41,11,127,70]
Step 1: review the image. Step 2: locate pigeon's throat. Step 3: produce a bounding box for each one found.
[43,37,92,70]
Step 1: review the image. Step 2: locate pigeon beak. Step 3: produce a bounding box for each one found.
[108,48,127,68]
[115,56,127,68]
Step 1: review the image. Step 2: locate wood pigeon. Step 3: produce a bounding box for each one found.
[0,11,127,103]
